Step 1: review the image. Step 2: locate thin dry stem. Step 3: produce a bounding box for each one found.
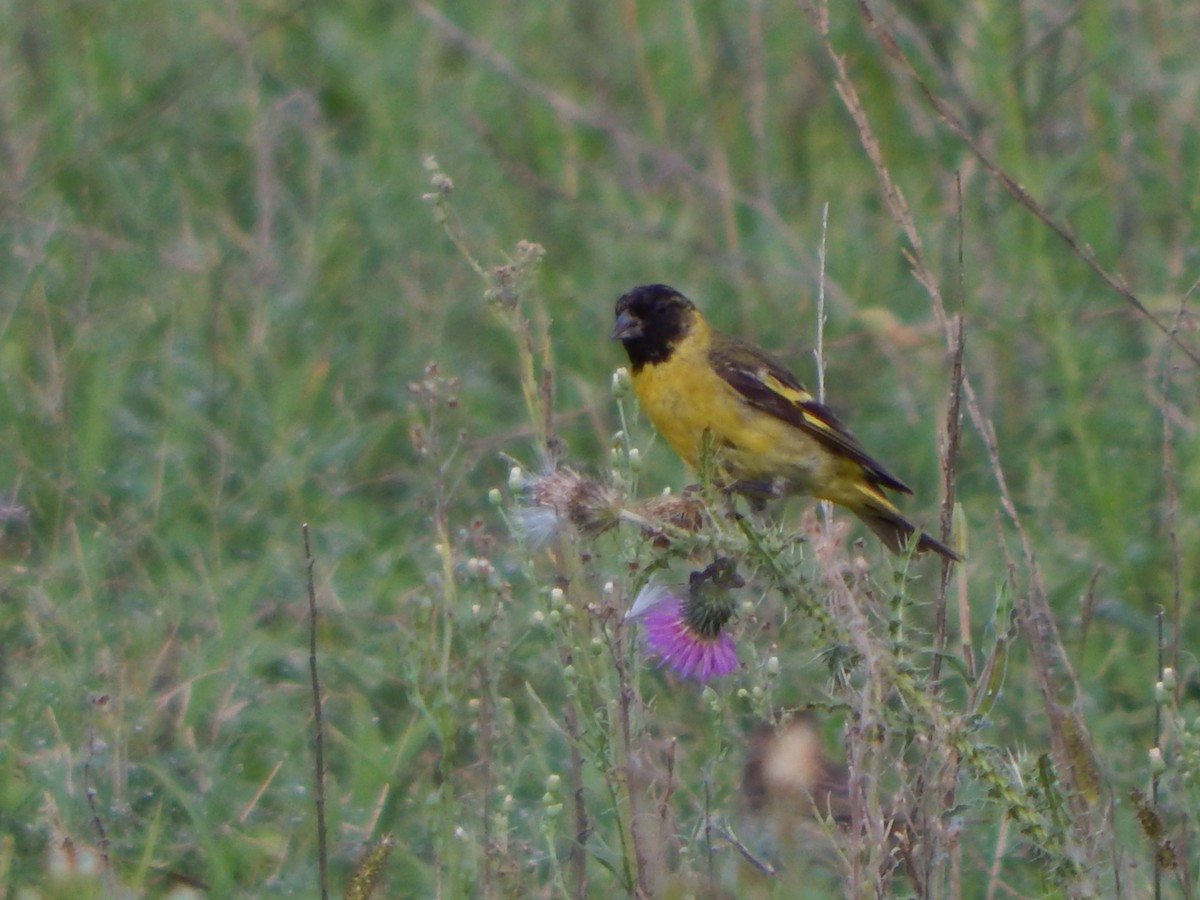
[303,523,330,900]
[932,176,968,686]
[563,686,590,899]
[1159,283,1195,678]
[83,707,111,868]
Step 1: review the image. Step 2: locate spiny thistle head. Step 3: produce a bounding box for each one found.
[626,558,743,681]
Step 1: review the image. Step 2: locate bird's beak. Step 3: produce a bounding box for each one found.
[611,310,641,341]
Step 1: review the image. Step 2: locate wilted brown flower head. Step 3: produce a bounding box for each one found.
[515,468,624,544]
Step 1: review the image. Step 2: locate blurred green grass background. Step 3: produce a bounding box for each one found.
[1,0,1197,896]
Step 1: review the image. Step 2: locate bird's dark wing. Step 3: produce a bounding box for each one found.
[708,335,912,494]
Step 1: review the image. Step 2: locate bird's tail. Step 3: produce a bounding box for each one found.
[853,495,962,562]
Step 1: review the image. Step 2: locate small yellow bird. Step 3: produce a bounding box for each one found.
[611,283,960,561]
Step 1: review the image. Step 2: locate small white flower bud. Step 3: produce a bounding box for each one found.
[1148,746,1167,775]
[612,367,631,397]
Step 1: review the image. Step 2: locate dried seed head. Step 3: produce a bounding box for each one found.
[519,469,623,542]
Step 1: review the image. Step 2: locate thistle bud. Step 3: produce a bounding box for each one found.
[508,467,525,492]
[612,367,631,397]
[1161,667,1178,691]
[1148,746,1167,775]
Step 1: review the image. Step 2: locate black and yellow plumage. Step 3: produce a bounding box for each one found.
[611,283,960,561]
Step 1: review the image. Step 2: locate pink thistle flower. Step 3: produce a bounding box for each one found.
[627,582,738,681]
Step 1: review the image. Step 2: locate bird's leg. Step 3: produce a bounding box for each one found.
[720,477,791,533]
[727,477,784,508]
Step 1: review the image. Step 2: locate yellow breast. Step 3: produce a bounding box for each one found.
[629,326,831,492]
